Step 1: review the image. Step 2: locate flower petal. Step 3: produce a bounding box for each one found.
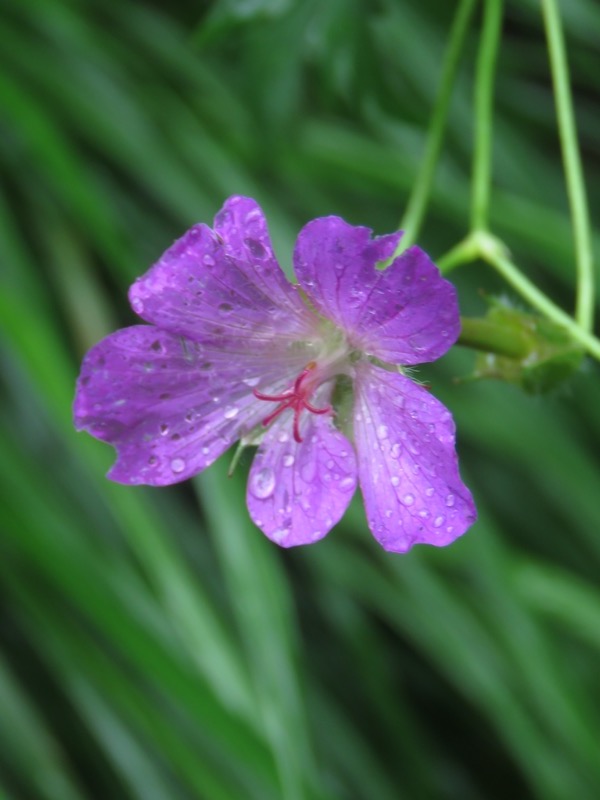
[129,196,315,350]
[293,217,459,364]
[353,363,476,552]
[246,406,357,547]
[73,325,306,486]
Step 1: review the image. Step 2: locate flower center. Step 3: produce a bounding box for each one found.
[253,361,332,443]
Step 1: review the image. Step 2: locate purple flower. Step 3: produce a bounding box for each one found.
[74,196,476,552]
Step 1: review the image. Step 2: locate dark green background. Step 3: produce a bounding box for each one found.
[1,1,600,798]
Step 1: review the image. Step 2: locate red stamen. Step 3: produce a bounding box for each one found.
[252,361,331,443]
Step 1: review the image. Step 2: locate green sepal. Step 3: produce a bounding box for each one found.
[459,300,585,394]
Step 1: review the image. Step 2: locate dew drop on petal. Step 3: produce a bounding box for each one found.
[223,406,239,420]
[390,476,400,487]
[282,454,295,467]
[390,443,401,459]
[203,254,215,267]
[425,487,435,497]
[251,467,276,499]
[272,528,288,543]
[434,515,445,528]
[376,424,389,440]
[338,476,356,492]
[218,302,233,314]
[445,493,455,507]
[159,423,169,436]
[171,458,186,474]
[402,493,415,506]
[244,238,267,258]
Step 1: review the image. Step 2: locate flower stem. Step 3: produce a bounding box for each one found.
[486,249,600,360]
[540,0,595,332]
[458,317,531,358]
[397,0,477,251]
[438,231,600,360]
[471,0,504,232]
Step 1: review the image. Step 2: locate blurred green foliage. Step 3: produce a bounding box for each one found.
[1,1,600,798]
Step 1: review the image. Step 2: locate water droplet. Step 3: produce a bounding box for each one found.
[171,458,185,473]
[340,450,348,458]
[402,493,415,506]
[282,454,295,467]
[418,509,429,518]
[185,412,194,423]
[131,297,144,314]
[425,487,435,497]
[150,340,163,353]
[376,424,388,440]
[251,467,276,499]
[311,530,322,541]
[390,476,400,487]
[159,423,169,436]
[385,509,393,518]
[224,406,239,420]
[148,456,158,466]
[390,443,401,459]
[408,438,420,455]
[244,237,267,258]
[243,376,260,388]
[326,459,334,469]
[218,302,233,314]
[271,528,288,543]
[445,493,455,507]
[433,515,445,528]
[201,446,210,455]
[203,254,215,267]
[338,476,356,492]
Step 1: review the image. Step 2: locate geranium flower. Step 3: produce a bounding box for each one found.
[74,196,476,552]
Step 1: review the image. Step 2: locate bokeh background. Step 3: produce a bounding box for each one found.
[2,1,600,798]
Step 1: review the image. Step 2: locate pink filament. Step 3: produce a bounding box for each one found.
[253,362,331,443]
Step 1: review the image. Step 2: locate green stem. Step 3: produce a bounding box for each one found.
[487,249,600,360]
[540,0,594,332]
[397,0,477,250]
[471,0,504,232]
[437,231,600,360]
[458,316,531,358]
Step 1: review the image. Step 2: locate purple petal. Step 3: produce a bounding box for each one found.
[246,404,357,547]
[293,217,459,365]
[353,363,476,552]
[129,196,315,350]
[74,325,308,486]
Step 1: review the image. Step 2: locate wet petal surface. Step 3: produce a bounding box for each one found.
[293,217,459,364]
[246,399,357,547]
[129,196,315,350]
[74,325,308,485]
[353,362,476,552]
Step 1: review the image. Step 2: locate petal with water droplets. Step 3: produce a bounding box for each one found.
[129,196,315,350]
[352,362,476,552]
[73,325,301,486]
[293,216,459,365]
[246,409,357,547]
